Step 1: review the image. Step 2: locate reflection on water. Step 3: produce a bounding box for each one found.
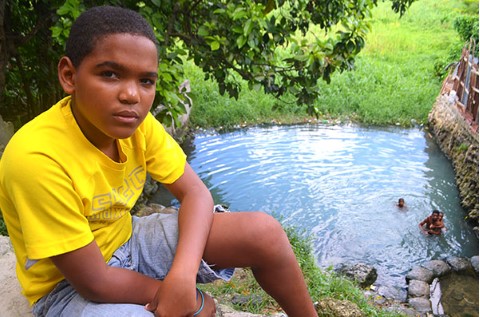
[158,124,479,288]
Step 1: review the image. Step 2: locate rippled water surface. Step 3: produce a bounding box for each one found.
[160,124,479,287]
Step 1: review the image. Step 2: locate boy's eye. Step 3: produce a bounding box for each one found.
[101,71,118,79]
[140,78,156,86]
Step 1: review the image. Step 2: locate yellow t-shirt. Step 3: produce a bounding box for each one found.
[0,96,186,305]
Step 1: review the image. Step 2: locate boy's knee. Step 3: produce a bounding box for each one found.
[250,212,289,251]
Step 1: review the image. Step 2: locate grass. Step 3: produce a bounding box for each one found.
[184,63,307,130]
[186,0,473,130]
[312,0,466,126]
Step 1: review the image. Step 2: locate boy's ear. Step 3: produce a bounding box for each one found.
[58,56,76,94]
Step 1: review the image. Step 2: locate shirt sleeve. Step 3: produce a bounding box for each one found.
[141,113,187,184]
[3,147,93,260]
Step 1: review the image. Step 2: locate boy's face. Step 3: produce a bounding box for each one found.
[60,33,158,147]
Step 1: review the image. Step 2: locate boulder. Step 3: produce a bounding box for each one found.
[445,256,473,273]
[335,263,377,288]
[407,297,431,313]
[376,285,407,302]
[316,298,364,317]
[471,256,479,273]
[407,280,430,298]
[421,260,451,277]
[0,236,31,317]
[406,266,435,284]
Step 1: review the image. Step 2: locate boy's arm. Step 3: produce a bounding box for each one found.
[164,162,214,281]
[145,162,214,315]
[51,240,162,304]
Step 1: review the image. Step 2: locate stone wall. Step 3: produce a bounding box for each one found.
[428,94,479,225]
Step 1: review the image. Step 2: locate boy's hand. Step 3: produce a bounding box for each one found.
[145,273,215,316]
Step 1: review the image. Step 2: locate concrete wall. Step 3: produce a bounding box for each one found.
[428,94,479,227]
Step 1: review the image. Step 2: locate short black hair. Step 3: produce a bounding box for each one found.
[432,210,440,215]
[66,6,158,67]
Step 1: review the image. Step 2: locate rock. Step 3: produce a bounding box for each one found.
[335,263,377,288]
[0,115,14,155]
[316,298,364,317]
[383,304,419,316]
[421,260,451,277]
[445,256,473,273]
[0,235,12,255]
[406,266,435,284]
[470,256,478,273]
[0,236,32,317]
[407,280,430,298]
[231,294,263,308]
[376,285,407,302]
[407,297,431,313]
[429,278,444,315]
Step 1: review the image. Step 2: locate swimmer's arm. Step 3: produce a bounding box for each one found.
[51,240,161,304]
[418,220,428,234]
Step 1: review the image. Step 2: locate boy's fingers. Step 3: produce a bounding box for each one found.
[145,302,156,312]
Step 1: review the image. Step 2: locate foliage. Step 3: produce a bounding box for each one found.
[2,0,416,128]
[453,15,479,43]
[189,0,465,129]
[432,0,478,79]
[2,1,66,129]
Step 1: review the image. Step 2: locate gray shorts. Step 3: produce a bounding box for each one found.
[32,212,234,317]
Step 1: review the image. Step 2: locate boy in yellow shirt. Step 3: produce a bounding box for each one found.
[0,5,317,317]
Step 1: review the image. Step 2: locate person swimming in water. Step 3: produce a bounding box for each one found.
[419,210,444,235]
[396,198,408,211]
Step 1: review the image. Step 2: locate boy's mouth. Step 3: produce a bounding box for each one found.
[113,110,139,123]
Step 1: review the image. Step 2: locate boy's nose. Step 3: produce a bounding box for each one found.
[119,82,140,104]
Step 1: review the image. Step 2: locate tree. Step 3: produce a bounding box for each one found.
[1,0,415,129]
[1,0,65,128]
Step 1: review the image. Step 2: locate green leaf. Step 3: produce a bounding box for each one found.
[244,19,253,35]
[210,41,220,51]
[51,26,62,38]
[237,35,247,48]
[151,0,161,8]
[232,8,247,20]
[197,26,209,37]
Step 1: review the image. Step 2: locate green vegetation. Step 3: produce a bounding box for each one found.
[200,225,404,316]
[0,214,7,236]
[187,0,476,130]
[2,0,414,130]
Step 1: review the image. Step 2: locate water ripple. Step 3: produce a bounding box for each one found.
[184,125,478,288]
